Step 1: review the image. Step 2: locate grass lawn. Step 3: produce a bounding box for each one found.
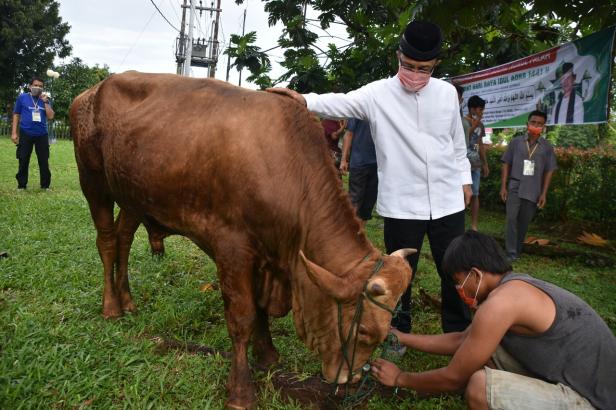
[0,138,614,409]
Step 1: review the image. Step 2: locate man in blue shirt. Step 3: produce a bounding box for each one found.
[11,76,55,190]
[340,118,378,225]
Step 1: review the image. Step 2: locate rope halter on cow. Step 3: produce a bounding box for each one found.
[331,257,404,407]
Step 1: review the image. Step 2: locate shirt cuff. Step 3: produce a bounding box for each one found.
[461,170,472,185]
[303,93,319,111]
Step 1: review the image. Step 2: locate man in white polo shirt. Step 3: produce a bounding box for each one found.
[268,21,472,337]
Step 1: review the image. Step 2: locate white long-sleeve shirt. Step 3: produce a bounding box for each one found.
[304,76,472,220]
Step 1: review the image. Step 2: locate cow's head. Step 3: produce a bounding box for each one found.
[297,249,414,384]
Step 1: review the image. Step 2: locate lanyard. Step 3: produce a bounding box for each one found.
[29,94,41,111]
[526,139,539,160]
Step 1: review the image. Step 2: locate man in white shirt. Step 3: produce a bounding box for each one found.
[551,62,584,124]
[268,21,473,336]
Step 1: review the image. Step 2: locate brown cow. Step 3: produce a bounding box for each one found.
[70,72,413,409]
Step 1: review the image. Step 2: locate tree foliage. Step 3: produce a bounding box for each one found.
[224,31,272,88]
[50,58,111,122]
[233,0,616,94]
[0,0,71,115]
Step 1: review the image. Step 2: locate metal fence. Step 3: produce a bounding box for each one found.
[0,121,71,139]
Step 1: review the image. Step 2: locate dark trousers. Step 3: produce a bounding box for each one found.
[348,164,378,220]
[16,133,51,189]
[384,210,471,333]
[505,180,537,257]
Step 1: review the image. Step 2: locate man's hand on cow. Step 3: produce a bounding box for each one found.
[463,184,472,207]
[266,88,306,106]
[370,358,403,387]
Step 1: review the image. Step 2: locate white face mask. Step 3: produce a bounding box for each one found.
[30,86,43,96]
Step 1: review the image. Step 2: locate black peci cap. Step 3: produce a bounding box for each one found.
[399,21,442,61]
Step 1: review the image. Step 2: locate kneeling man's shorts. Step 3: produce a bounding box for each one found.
[485,346,595,409]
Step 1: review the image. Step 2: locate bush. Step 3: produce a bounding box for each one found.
[481,145,616,230]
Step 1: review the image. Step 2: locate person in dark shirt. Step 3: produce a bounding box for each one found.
[500,110,557,261]
[371,231,615,410]
[340,118,377,225]
[462,96,489,231]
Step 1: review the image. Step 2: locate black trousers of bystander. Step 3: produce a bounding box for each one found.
[16,133,51,189]
[384,210,471,333]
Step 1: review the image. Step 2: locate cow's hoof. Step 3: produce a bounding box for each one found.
[119,293,137,313]
[102,300,123,319]
[254,348,280,371]
[225,399,256,410]
[122,301,137,313]
[150,242,165,257]
[102,308,123,319]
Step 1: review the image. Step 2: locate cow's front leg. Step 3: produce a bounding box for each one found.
[252,307,279,371]
[215,247,258,409]
[221,282,257,409]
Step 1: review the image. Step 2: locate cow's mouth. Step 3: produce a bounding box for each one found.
[322,361,367,384]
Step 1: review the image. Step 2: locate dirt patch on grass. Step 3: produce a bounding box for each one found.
[151,336,410,408]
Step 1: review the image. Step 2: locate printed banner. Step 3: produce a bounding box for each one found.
[452,26,616,128]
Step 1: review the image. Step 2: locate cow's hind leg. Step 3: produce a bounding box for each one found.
[114,208,141,313]
[81,175,122,318]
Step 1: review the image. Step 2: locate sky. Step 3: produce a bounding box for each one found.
[56,0,350,89]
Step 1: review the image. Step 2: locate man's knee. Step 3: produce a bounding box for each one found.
[465,369,489,410]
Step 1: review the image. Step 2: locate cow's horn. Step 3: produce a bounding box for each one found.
[390,248,417,259]
[299,251,360,301]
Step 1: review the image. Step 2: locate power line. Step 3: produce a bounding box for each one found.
[120,10,157,68]
[167,0,180,23]
[149,0,180,31]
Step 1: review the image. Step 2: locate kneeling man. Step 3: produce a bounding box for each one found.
[371,231,615,409]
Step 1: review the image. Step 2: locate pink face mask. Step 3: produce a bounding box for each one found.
[397,65,431,92]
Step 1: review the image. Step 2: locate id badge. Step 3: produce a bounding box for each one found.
[523,159,535,176]
[32,111,41,122]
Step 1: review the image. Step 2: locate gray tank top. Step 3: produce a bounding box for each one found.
[499,273,616,409]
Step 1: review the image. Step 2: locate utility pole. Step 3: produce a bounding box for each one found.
[184,0,196,77]
[225,44,231,82]
[238,8,246,87]
[176,0,188,74]
[176,0,222,77]
[209,0,222,78]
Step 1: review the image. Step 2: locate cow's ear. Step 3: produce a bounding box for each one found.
[299,251,361,301]
[390,248,417,259]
